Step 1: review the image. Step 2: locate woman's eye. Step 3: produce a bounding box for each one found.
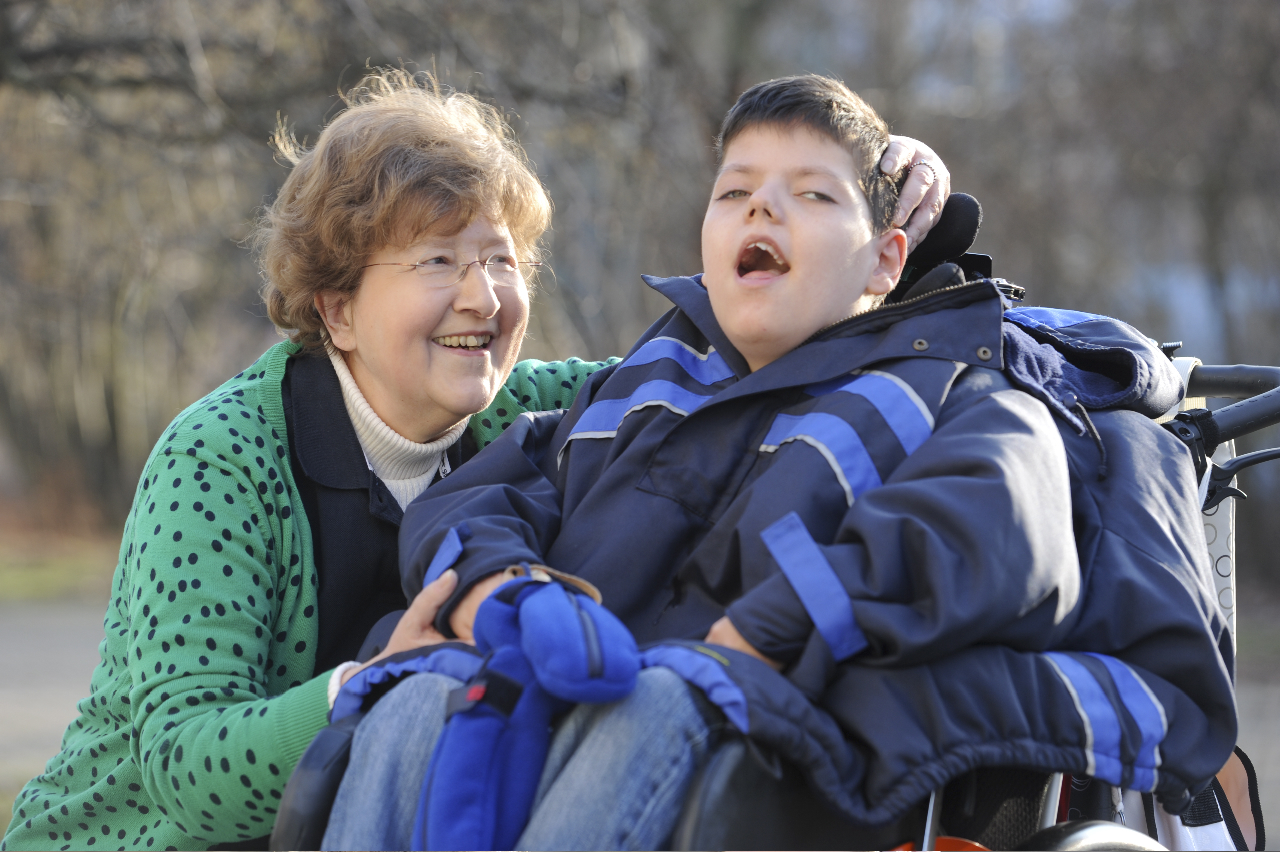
[801,190,835,202]
[417,255,451,268]
[486,254,517,268]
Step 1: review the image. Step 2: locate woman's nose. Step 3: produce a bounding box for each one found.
[453,262,501,317]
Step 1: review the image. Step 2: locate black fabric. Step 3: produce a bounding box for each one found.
[1235,746,1266,850]
[1180,783,1224,826]
[1215,778,1249,850]
[1142,791,1158,840]
[282,351,477,674]
[1065,776,1117,822]
[941,767,1052,850]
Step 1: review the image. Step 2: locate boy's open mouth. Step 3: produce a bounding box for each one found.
[736,240,791,278]
[433,334,492,350]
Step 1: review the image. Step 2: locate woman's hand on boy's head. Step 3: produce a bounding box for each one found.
[705,616,783,671]
[881,136,952,252]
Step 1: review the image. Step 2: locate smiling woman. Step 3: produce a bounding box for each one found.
[0,70,617,852]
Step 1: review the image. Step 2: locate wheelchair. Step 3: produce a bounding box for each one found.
[270,197,1278,851]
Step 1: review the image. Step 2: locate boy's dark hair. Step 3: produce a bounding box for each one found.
[716,75,905,233]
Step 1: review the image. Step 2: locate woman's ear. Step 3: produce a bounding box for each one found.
[865,229,909,296]
[315,291,355,352]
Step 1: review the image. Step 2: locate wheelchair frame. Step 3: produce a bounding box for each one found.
[666,358,1280,851]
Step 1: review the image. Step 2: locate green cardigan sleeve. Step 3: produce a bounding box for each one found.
[118,365,329,845]
[469,357,620,448]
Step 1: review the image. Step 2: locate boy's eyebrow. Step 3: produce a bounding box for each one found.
[716,163,853,183]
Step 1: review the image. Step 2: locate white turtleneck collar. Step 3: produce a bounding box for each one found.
[326,344,468,510]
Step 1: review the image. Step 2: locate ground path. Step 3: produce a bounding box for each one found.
[2,599,1277,847]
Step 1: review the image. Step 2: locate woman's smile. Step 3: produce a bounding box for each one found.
[322,215,530,442]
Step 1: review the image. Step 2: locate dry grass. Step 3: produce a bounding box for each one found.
[0,530,119,602]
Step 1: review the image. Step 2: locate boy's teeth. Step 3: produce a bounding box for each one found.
[737,240,790,275]
[751,241,783,263]
[435,334,492,348]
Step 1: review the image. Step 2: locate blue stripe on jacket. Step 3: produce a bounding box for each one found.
[621,336,734,385]
[567,380,713,440]
[817,371,935,451]
[762,372,935,505]
[1044,652,1124,786]
[753,371,938,660]
[760,413,880,506]
[1085,652,1167,791]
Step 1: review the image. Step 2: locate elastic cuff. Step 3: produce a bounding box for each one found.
[328,661,363,709]
[270,671,335,770]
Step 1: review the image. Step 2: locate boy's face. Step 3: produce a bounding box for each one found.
[701,125,906,372]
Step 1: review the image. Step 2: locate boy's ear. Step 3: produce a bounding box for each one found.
[865,229,909,296]
[315,291,355,351]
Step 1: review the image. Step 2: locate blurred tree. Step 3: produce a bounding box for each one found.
[1,0,1278,586]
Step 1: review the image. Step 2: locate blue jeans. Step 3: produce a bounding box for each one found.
[322,667,724,851]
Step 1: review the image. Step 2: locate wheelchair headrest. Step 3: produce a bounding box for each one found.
[889,192,983,302]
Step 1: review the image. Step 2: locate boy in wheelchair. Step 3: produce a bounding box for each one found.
[312,75,1238,850]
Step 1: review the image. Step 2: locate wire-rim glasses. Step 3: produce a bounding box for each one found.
[360,254,541,288]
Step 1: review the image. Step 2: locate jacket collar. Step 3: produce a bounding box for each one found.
[642,272,1006,401]
[287,351,374,491]
[641,274,752,378]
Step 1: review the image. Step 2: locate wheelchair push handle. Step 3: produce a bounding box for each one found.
[1165,363,1280,509]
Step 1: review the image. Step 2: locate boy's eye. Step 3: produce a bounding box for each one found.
[716,189,749,200]
[800,190,835,202]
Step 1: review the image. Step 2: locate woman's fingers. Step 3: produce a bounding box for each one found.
[882,135,952,252]
[448,570,511,645]
[704,616,783,671]
[879,137,915,177]
[411,568,460,616]
[342,571,460,686]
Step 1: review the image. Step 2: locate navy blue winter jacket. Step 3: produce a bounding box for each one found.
[399,273,1233,821]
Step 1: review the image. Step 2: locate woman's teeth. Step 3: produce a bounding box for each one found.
[434,334,492,349]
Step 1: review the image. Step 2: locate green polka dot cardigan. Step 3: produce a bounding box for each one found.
[2,340,617,851]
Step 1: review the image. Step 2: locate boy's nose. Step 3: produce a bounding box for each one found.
[747,189,779,221]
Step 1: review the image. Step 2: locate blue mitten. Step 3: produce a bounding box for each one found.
[519,577,639,702]
[415,570,640,851]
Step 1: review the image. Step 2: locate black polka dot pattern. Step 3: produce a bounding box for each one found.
[1,344,323,851]
[469,357,620,448]
[2,348,614,851]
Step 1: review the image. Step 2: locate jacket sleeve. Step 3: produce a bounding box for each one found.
[401,364,621,636]
[727,368,1081,671]
[468,356,621,448]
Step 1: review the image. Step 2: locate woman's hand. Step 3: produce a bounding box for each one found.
[448,569,513,644]
[881,136,952,252]
[340,569,460,687]
[705,615,783,671]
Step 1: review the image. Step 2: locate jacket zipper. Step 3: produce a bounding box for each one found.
[799,279,993,349]
[567,589,603,678]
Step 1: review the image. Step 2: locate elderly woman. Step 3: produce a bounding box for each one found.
[2,70,948,851]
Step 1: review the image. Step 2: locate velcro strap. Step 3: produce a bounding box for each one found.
[760,511,867,662]
[445,670,524,720]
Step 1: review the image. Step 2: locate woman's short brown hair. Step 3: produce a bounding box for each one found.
[256,69,552,349]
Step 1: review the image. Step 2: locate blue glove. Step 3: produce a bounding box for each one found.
[415,571,639,851]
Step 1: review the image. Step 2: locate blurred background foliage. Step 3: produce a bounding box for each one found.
[1,0,1279,582]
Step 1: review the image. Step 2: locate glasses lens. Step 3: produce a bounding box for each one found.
[415,260,459,288]
[483,256,523,287]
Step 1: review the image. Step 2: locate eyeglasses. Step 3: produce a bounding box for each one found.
[360,254,542,288]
